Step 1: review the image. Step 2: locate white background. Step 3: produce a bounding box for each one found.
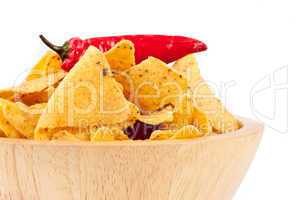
[0,0,297,199]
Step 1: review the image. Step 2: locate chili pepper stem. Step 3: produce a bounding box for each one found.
[39,35,68,59]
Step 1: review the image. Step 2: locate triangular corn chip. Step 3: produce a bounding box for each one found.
[172,54,202,86]
[26,51,62,81]
[105,40,135,72]
[0,86,55,106]
[192,107,212,135]
[150,130,174,140]
[192,97,240,133]
[2,101,41,138]
[137,106,174,125]
[118,57,188,112]
[17,70,65,94]
[171,125,204,139]
[36,46,133,133]
[0,89,15,101]
[52,130,89,141]
[0,99,22,138]
[91,127,128,141]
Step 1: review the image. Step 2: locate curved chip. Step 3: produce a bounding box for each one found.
[17,70,65,94]
[149,130,174,140]
[171,125,204,139]
[0,89,15,101]
[105,40,135,72]
[192,108,212,136]
[118,57,188,112]
[52,130,89,141]
[172,54,202,87]
[91,127,128,142]
[26,51,62,81]
[0,99,22,138]
[3,101,41,138]
[137,107,174,125]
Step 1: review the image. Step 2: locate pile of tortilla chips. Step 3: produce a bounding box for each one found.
[0,40,240,141]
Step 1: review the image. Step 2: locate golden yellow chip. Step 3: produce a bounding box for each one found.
[17,70,65,94]
[36,46,135,138]
[52,130,89,141]
[2,101,41,138]
[193,97,240,133]
[0,129,5,137]
[189,68,240,133]
[171,94,194,129]
[192,107,212,135]
[118,57,188,112]
[149,130,174,140]
[172,54,202,86]
[105,40,135,72]
[137,106,174,125]
[26,51,62,81]
[0,99,22,138]
[0,89,15,101]
[171,125,204,139]
[91,127,128,141]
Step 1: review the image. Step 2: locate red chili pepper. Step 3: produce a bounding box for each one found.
[39,35,207,71]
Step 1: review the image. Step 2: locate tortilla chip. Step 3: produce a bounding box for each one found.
[169,94,194,129]
[172,54,202,86]
[36,46,134,134]
[0,89,15,101]
[137,106,174,125]
[91,127,128,141]
[149,130,174,140]
[2,101,41,138]
[192,107,212,135]
[119,57,188,112]
[28,103,47,113]
[193,97,240,133]
[0,99,22,138]
[171,125,204,139]
[17,70,65,94]
[105,40,135,72]
[190,70,240,133]
[4,86,52,106]
[52,130,89,141]
[26,51,62,81]
[0,129,5,137]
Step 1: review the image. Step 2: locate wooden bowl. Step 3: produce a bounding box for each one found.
[0,117,263,200]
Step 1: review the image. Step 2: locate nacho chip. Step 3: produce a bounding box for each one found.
[36,46,134,134]
[91,127,128,141]
[17,70,65,94]
[52,130,89,141]
[28,103,47,113]
[193,97,240,133]
[105,40,135,72]
[26,51,62,81]
[171,125,204,139]
[0,89,15,101]
[149,130,174,140]
[0,129,5,137]
[171,94,194,129]
[192,107,212,135]
[172,54,202,86]
[14,86,54,106]
[119,57,188,112]
[137,106,174,125]
[190,70,240,133]
[3,101,41,138]
[0,99,22,138]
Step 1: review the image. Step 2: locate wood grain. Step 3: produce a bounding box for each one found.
[0,117,263,200]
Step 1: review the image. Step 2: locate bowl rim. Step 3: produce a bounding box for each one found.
[0,116,263,147]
